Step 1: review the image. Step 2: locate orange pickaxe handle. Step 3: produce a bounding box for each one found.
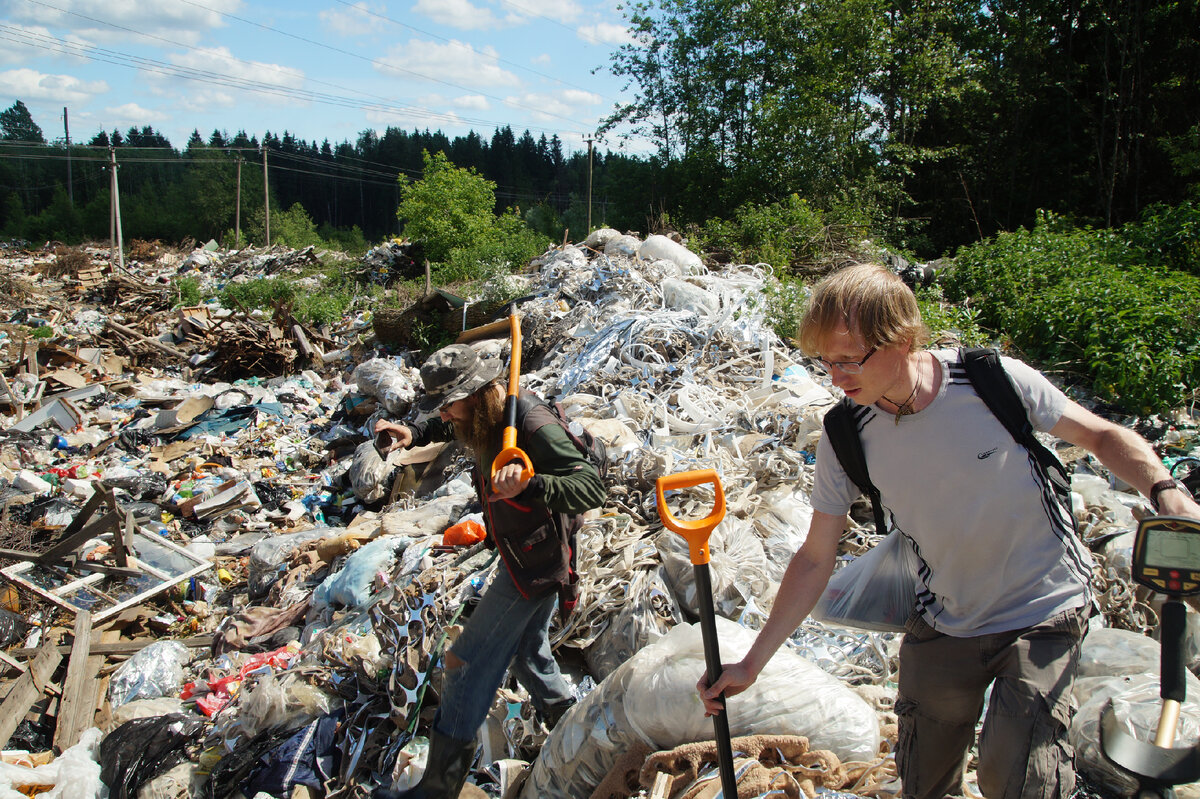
[490,312,534,488]
[655,469,727,565]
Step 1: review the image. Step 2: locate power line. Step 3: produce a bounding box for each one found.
[173,0,595,135]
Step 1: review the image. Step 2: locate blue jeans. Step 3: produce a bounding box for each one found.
[433,565,572,741]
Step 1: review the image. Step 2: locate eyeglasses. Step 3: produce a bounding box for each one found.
[816,346,878,375]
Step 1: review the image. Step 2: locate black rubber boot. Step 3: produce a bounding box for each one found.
[541,697,576,729]
[372,729,476,799]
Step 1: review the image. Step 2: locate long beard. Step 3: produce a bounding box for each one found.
[454,382,505,458]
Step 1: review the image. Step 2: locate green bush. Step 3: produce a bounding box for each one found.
[271,202,323,250]
[694,194,827,271]
[398,151,496,264]
[220,277,295,311]
[172,276,202,307]
[943,211,1200,414]
[1123,200,1200,277]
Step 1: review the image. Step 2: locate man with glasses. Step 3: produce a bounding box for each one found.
[372,343,605,799]
[699,263,1200,799]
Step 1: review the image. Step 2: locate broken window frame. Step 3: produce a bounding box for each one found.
[0,527,212,623]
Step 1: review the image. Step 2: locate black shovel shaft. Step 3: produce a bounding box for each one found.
[694,563,738,799]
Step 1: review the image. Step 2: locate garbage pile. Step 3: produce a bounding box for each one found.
[0,229,1197,799]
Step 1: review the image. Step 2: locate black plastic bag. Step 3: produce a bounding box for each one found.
[99,713,206,799]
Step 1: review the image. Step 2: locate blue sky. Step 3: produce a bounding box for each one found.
[0,0,649,157]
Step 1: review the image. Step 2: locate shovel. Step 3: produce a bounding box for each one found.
[490,311,534,490]
[656,468,738,799]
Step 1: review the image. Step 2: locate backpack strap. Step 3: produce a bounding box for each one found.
[959,347,1073,505]
[824,397,889,536]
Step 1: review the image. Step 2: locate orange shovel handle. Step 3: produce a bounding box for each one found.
[655,469,727,565]
[491,312,534,488]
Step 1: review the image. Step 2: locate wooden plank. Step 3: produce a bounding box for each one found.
[0,639,62,749]
[53,610,95,752]
[7,634,214,660]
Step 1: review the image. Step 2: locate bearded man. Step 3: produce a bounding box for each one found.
[372,343,605,799]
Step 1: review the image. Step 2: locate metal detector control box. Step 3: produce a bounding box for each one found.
[1132,516,1200,596]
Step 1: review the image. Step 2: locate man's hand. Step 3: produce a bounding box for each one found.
[373,420,412,453]
[697,660,757,717]
[489,462,531,499]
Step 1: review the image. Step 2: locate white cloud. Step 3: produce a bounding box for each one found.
[452,94,490,111]
[499,0,582,24]
[142,46,306,110]
[0,68,108,103]
[364,105,466,130]
[531,53,552,66]
[411,0,501,31]
[506,88,600,121]
[577,21,634,46]
[376,40,520,89]
[319,2,380,36]
[102,102,168,130]
[3,0,243,46]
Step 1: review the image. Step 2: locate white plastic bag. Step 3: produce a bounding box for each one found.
[812,531,919,633]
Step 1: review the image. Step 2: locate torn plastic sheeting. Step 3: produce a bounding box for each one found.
[312,534,411,610]
[353,357,418,416]
[656,516,772,621]
[522,618,880,799]
[248,527,339,598]
[108,639,192,709]
[0,727,105,799]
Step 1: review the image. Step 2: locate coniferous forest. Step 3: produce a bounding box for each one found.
[1,0,1198,262]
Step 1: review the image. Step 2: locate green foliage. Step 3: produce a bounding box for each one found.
[693,195,827,271]
[0,100,44,143]
[943,212,1200,414]
[271,202,323,249]
[398,151,497,264]
[1123,201,1200,277]
[30,325,54,339]
[440,209,551,283]
[172,277,202,307]
[220,277,295,312]
[24,187,83,243]
[915,284,987,347]
[760,276,809,345]
[318,224,369,256]
[1,191,25,236]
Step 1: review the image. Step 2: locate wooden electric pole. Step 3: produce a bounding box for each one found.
[263,146,271,246]
[584,136,594,235]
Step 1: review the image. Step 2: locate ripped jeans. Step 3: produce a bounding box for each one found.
[433,565,572,741]
[895,606,1090,799]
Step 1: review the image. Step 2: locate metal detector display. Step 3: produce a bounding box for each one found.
[1131,516,1200,596]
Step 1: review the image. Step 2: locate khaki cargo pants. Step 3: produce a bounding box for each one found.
[896,606,1089,799]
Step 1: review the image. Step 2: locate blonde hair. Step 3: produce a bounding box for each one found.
[796,263,929,356]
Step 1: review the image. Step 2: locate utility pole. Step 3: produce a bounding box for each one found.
[63,107,73,206]
[108,147,125,270]
[584,136,594,235]
[262,146,271,246]
[235,154,242,247]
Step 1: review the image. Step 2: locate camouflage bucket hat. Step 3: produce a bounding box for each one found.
[416,344,504,413]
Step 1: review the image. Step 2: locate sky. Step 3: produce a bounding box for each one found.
[0,0,649,158]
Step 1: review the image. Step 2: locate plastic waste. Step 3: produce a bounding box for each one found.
[99,713,205,799]
[349,439,396,503]
[352,358,416,416]
[443,518,486,546]
[108,640,192,709]
[640,234,704,274]
[248,527,337,598]
[812,531,920,633]
[0,727,105,798]
[522,618,879,799]
[312,534,410,610]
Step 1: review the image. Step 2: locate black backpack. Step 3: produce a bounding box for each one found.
[516,393,609,480]
[823,347,1073,536]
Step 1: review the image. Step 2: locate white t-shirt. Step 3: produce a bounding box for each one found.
[810,350,1093,636]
